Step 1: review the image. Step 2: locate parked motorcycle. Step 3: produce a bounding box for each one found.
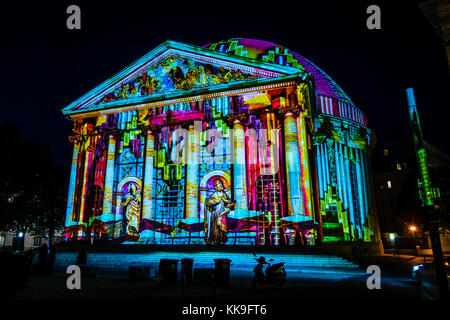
[252,253,287,288]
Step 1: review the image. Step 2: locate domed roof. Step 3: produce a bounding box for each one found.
[204,38,355,106]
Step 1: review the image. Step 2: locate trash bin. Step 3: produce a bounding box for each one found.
[158,259,179,285]
[181,258,194,285]
[214,259,232,288]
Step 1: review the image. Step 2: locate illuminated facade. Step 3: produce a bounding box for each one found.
[62,39,377,245]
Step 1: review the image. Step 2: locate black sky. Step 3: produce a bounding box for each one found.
[1,0,448,168]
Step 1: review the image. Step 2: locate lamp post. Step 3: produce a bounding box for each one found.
[390,233,396,263]
[15,230,25,251]
[409,225,418,256]
[406,88,449,299]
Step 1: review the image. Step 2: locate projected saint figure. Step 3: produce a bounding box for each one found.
[121,183,141,236]
[204,179,235,245]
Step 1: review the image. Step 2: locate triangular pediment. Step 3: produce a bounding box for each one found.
[100,55,261,103]
[62,40,306,116]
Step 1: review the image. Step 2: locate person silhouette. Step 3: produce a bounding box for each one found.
[252,257,267,289]
[38,244,48,274]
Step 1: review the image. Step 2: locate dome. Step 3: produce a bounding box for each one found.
[204,38,355,107]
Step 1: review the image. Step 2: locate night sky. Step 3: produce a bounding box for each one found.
[1,0,448,168]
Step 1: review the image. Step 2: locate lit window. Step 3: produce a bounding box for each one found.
[396,163,401,170]
[383,149,389,157]
[387,181,392,188]
[33,237,42,247]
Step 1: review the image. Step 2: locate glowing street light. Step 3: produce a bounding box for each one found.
[409,225,417,240]
[389,233,397,263]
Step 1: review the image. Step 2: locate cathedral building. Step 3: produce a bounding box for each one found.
[62,39,379,246]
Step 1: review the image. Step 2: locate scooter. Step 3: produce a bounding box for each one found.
[252,254,287,287]
[265,261,287,287]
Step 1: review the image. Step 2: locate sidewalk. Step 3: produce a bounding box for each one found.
[14,268,421,300]
[355,253,434,277]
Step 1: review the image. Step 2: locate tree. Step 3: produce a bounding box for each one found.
[30,167,67,243]
[0,123,68,246]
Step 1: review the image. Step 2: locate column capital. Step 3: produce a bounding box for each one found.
[277,104,301,119]
[68,134,82,145]
[68,120,84,144]
[225,112,248,127]
[140,124,160,135]
[102,128,119,138]
[180,120,196,130]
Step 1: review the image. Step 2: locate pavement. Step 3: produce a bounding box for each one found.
[14,263,421,301]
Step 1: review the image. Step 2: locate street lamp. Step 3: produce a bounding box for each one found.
[409,225,417,238]
[15,230,25,251]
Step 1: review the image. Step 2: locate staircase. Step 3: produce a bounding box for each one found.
[53,251,364,275]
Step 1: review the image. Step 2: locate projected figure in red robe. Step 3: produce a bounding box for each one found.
[204,179,235,245]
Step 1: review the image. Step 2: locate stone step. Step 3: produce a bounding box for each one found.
[53,252,354,259]
[55,258,356,267]
[53,251,362,275]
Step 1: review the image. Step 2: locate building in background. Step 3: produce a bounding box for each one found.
[372,141,422,248]
[372,143,411,233]
[0,232,63,251]
[61,39,380,247]
[372,108,450,252]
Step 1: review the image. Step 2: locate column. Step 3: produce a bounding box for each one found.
[65,142,80,226]
[185,124,200,218]
[79,149,93,225]
[338,142,350,238]
[142,130,155,220]
[343,146,355,239]
[233,119,248,211]
[316,144,323,197]
[101,134,116,235]
[297,115,312,217]
[355,148,365,229]
[361,150,371,221]
[283,112,304,218]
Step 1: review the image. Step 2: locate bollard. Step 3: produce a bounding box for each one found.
[159,259,178,285]
[181,258,194,285]
[214,259,232,288]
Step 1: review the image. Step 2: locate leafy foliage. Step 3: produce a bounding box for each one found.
[0,124,67,239]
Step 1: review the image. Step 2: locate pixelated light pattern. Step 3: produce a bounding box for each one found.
[62,39,375,245]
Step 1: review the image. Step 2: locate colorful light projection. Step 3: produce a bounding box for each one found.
[314,117,373,242]
[62,39,377,245]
